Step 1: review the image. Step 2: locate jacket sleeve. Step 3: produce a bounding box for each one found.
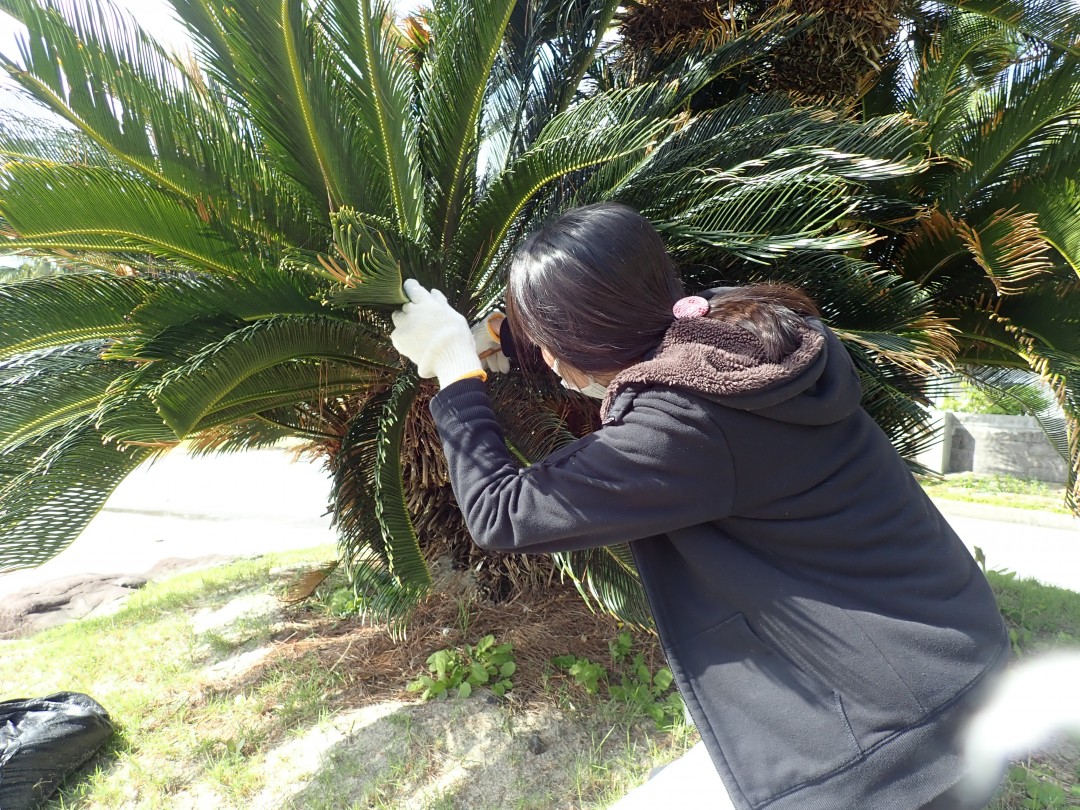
[428,378,736,554]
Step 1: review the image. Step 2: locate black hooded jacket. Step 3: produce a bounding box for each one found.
[429,318,1008,810]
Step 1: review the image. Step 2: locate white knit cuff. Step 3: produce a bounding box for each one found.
[433,340,484,389]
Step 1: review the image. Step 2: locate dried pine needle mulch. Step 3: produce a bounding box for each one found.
[261,584,664,712]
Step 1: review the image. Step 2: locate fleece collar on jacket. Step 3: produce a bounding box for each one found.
[600,316,862,426]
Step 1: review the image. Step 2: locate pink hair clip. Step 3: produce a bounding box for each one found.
[673,296,709,319]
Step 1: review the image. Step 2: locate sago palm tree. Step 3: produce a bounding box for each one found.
[618,0,1080,509]
[0,0,935,623]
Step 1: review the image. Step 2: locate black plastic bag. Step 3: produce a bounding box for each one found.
[0,692,113,810]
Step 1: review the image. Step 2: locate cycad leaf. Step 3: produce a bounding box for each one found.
[421,0,517,248]
[292,209,414,307]
[195,360,379,430]
[0,273,148,360]
[655,169,876,263]
[938,0,1080,56]
[0,342,122,452]
[0,162,259,274]
[130,268,328,332]
[334,372,431,628]
[0,419,149,572]
[0,0,307,246]
[959,207,1054,294]
[552,547,652,629]
[942,54,1080,212]
[153,315,396,437]
[460,84,672,304]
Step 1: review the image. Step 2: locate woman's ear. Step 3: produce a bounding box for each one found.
[540,346,556,369]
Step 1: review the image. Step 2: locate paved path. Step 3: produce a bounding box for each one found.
[0,446,337,599]
[1,447,1078,602]
[935,505,1080,593]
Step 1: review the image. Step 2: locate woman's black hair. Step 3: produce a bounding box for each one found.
[506,202,684,375]
[506,202,820,373]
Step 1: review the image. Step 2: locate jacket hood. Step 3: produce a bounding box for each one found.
[600,316,862,426]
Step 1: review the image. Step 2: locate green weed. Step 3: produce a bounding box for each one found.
[552,631,684,730]
[407,634,516,700]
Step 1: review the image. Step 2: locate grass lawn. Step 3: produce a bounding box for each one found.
[0,551,1076,808]
[0,548,693,809]
[918,473,1072,515]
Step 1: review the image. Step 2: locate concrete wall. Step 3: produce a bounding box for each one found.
[919,412,1068,483]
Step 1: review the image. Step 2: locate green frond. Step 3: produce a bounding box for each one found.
[95,315,247,448]
[484,0,621,176]
[936,0,1080,56]
[0,419,150,572]
[0,110,112,167]
[293,209,419,308]
[334,372,431,629]
[194,360,379,430]
[907,12,1012,146]
[0,342,122,452]
[316,0,422,233]
[0,272,149,359]
[552,547,653,630]
[421,0,516,249]
[130,267,327,331]
[167,0,239,85]
[459,84,672,306]
[941,53,1080,212]
[153,315,397,437]
[0,0,200,199]
[0,0,310,248]
[654,169,876,264]
[194,0,335,208]
[0,162,260,274]
[1015,178,1080,275]
[185,418,303,456]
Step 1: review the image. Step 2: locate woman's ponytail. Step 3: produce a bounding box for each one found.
[702,284,820,363]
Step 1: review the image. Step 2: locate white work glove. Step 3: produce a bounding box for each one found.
[390,279,485,388]
[471,310,510,374]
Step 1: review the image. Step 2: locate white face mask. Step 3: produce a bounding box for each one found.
[552,360,608,400]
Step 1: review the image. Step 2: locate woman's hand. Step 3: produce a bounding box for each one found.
[471,310,510,374]
[390,279,486,388]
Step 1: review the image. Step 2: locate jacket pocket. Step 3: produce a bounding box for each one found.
[673,613,862,807]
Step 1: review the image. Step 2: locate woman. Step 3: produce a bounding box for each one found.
[390,203,1009,810]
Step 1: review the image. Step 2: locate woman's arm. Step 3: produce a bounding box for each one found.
[430,378,736,554]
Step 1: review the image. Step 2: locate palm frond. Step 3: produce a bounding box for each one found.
[654,169,877,264]
[935,0,1080,56]
[0,272,148,360]
[0,419,150,572]
[153,315,397,437]
[296,209,417,308]
[194,360,379,431]
[0,0,310,249]
[0,162,260,274]
[317,0,422,233]
[421,0,517,249]
[484,0,621,176]
[130,268,328,331]
[0,342,122,452]
[334,371,430,629]
[459,84,672,306]
[941,53,1080,212]
[1013,177,1080,276]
